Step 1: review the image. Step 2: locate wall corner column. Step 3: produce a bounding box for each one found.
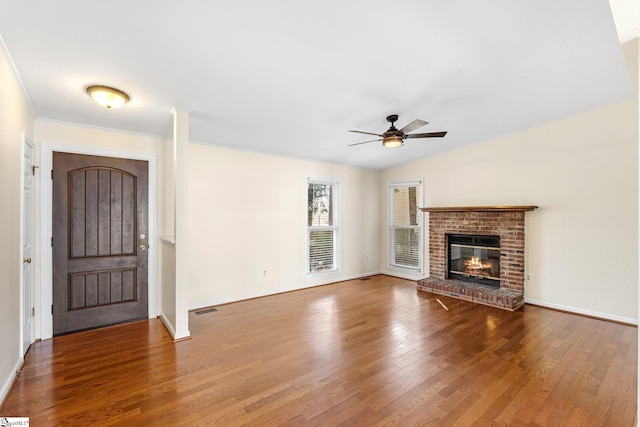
[172,107,191,341]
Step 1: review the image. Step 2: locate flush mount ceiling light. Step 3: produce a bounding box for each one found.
[86,85,129,109]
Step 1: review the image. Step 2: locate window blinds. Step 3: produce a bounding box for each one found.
[390,184,421,269]
[307,182,337,273]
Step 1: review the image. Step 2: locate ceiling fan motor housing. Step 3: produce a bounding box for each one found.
[383,129,403,138]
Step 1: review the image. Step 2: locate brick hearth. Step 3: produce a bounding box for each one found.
[417,278,524,311]
[417,206,536,311]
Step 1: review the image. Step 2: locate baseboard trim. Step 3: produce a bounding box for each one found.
[189,271,381,311]
[379,269,426,281]
[158,312,177,340]
[0,357,23,410]
[525,298,638,326]
[336,271,382,282]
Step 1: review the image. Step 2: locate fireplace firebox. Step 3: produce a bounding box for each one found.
[447,234,500,287]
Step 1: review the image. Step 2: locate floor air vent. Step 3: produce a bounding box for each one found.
[194,307,218,315]
[359,277,372,281]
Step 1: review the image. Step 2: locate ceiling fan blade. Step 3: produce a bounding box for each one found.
[348,130,383,137]
[399,119,428,134]
[405,131,448,139]
[348,138,382,146]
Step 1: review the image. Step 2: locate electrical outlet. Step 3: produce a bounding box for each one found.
[263,270,267,276]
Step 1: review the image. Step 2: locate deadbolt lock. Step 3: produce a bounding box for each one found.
[140,233,146,240]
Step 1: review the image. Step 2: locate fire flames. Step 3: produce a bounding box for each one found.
[464,256,492,275]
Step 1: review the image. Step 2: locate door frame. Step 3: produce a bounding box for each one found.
[40,141,158,340]
[20,132,34,355]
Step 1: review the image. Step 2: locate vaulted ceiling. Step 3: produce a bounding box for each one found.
[0,0,637,169]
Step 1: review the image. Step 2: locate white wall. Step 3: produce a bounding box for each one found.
[187,143,380,309]
[380,40,639,324]
[0,44,34,402]
[159,240,176,331]
[35,120,169,165]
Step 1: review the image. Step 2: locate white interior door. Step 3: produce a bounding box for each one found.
[22,135,34,355]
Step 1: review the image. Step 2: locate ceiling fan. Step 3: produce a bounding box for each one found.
[348,114,447,148]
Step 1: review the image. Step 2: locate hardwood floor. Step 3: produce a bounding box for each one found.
[1,275,636,426]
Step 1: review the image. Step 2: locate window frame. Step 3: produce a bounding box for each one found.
[306,177,340,274]
[388,179,424,273]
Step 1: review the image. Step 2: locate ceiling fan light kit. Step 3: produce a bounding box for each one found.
[86,85,130,109]
[383,135,404,148]
[349,114,447,148]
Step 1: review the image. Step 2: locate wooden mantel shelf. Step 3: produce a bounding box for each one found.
[420,205,538,213]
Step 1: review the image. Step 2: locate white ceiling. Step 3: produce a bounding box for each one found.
[0,0,636,170]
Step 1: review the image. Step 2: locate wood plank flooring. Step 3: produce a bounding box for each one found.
[1,275,636,426]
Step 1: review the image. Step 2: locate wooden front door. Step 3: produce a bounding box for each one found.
[53,152,149,335]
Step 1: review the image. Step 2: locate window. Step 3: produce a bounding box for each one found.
[307,178,339,273]
[389,180,423,271]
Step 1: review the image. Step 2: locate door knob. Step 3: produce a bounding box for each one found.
[23,257,31,263]
[139,244,146,251]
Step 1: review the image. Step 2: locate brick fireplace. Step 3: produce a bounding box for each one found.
[417,206,537,311]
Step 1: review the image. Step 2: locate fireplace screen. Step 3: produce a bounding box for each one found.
[448,234,500,287]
